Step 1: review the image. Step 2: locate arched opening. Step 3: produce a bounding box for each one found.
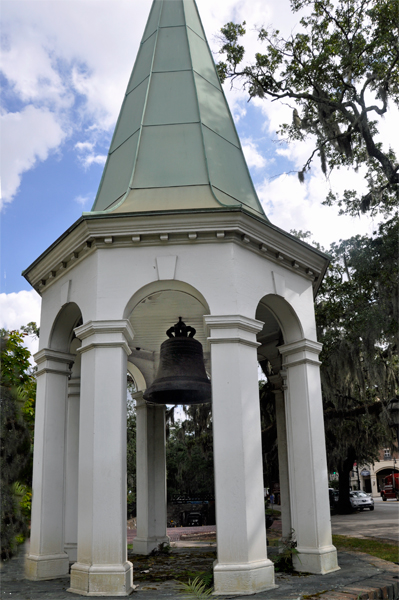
[47,303,83,564]
[125,282,211,388]
[124,283,215,556]
[255,294,304,540]
[48,302,83,353]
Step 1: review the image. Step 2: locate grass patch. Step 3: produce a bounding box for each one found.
[332,535,399,563]
[266,508,281,516]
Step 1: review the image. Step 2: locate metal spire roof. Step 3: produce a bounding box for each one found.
[90,0,267,220]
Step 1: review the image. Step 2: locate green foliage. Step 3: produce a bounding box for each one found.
[315,217,398,510]
[179,575,213,598]
[1,328,37,559]
[126,400,214,509]
[0,330,32,388]
[258,379,279,489]
[272,529,299,573]
[20,322,40,339]
[0,386,31,559]
[166,405,214,499]
[126,394,136,516]
[217,0,399,216]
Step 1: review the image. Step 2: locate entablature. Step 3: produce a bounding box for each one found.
[23,208,330,296]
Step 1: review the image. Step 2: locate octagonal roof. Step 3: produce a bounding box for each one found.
[89,0,268,221]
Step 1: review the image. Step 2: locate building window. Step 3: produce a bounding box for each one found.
[383,448,392,460]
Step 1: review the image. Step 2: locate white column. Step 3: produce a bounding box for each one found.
[69,320,134,597]
[205,315,276,596]
[64,354,80,563]
[133,393,168,554]
[279,339,339,575]
[269,373,292,541]
[26,349,74,580]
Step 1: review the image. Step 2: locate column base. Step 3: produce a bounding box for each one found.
[68,561,133,596]
[132,536,169,555]
[25,552,70,580]
[65,543,78,563]
[213,558,277,595]
[294,546,340,575]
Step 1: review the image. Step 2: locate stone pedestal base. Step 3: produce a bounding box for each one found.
[213,559,277,596]
[65,542,77,563]
[68,561,133,596]
[294,546,340,575]
[132,536,170,555]
[25,553,69,580]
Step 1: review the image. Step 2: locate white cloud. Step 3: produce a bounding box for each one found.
[0,22,68,108]
[0,105,67,206]
[74,194,92,207]
[259,170,376,250]
[1,0,397,243]
[0,290,41,357]
[74,139,106,169]
[242,138,267,169]
[0,0,293,210]
[81,154,107,168]
[75,141,95,152]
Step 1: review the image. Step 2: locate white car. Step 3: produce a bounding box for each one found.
[350,491,374,511]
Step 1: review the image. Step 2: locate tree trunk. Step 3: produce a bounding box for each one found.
[336,452,355,514]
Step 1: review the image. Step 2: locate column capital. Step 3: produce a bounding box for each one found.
[278,339,322,368]
[34,348,75,377]
[268,370,287,392]
[133,391,145,409]
[75,320,134,356]
[204,314,263,348]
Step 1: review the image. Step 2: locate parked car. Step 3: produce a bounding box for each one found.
[349,491,374,511]
[329,488,338,512]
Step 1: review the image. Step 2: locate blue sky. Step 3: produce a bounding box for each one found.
[1,0,396,352]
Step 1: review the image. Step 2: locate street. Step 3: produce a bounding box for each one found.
[331,496,399,542]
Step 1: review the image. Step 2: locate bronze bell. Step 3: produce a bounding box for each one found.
[143,318,212,405]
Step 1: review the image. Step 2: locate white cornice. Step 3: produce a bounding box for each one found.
[23,210,329,296]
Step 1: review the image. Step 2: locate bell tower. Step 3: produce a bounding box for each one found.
[23,0,339,596]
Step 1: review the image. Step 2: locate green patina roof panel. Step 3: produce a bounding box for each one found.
[132,124,208,189]
[144,71,199,126]
[194,73,239,147]
[142,0,162,43]
[187,28,220,89]
[110,78,148,153]
[90,0,267,220]
[160,0,185,27]
[203,126,263,213]
[153,27,191,72]
[183,0,205,39]
[95,131,139,211]
[126,33,156,94]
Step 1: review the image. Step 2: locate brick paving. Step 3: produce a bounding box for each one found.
[127,525,216,544]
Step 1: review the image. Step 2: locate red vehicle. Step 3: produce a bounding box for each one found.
[380,473,399,500]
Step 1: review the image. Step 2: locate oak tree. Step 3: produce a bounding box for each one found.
[217,0,399,216]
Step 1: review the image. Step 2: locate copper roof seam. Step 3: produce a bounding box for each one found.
[124,74,150,98]
[125,0,165,198]
[96,0,163,214]
[182,0,226,210]
[107,128,141,156]
[193,69,225,94]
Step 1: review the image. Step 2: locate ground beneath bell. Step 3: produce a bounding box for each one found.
[127,519,283,587]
